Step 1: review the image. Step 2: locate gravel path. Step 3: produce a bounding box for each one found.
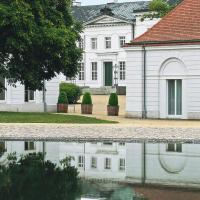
[0,124,200,143]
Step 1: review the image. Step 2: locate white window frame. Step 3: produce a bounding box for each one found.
[0,78,6,102]
[78,63,85,81]
[105,37,111,49]
[91,38,97,50]
[25,86,35,102]
[78,155,85,168]
[119,61,126,81]
[166,143,182,153]
[119,36,126,48]
[104,158,111,170]
[91,157,97,169]
[24,141,35,151]
[78,38,84,50]
[167,79,182,118]
[91,62,98,81]
[119,158,125,171]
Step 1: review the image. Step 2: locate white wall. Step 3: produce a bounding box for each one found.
[125,45,200,119]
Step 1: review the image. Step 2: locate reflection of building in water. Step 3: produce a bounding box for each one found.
[1,141,200,187]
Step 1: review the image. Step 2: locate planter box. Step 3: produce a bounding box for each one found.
[57,104,68,113]
[81,104,93,114]
[107,105,119,116]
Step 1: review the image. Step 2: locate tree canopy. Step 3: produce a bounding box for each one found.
[0,153,81,200]
[142,0,182,20]
[0,0,82,90]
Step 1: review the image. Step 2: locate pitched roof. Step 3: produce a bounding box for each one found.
[129,0,200,46]
[72,1,150,23]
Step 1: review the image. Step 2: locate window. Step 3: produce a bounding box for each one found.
[91,38,97,49]
[0,142,6,155]
[105,37,111,49]
[119,158,125,171]
[168,79,182,116]
[78,38,84,50]
[91,62,98,80]
[166,143,182,153]
[104,158,111,170]
[78,155,85,168]
[103,142,112,146]
[78,63,85,81]
[0,78,5,101]
[119,36,126,48]
[119,61,126,80]
[25,85,35,102]
[119,142,125,146]
[24,142,35,151]
[91,157,97,169]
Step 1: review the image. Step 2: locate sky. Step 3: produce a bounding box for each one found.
[80,0,150,6]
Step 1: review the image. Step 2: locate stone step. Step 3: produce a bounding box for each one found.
[81,87,116,95]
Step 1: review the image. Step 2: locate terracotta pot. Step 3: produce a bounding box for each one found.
[57,104,68,113]
[81,104,93,114]
[107,105,119,116]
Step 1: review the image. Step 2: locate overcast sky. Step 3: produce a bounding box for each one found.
[80,0,150,6]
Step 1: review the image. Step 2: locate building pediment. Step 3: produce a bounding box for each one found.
[84,15,133,27]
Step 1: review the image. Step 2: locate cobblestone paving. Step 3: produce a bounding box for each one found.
[0,124,200,143]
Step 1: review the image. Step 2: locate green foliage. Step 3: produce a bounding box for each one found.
[58,91,68,104]
[0,0,82,91]
[141,0,182,21]
[108,93,118,106]
[60,83,81,104]
[82,92,92,105]
[0,153,81,200]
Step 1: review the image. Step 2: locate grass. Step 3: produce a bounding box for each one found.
[0,112,117,124]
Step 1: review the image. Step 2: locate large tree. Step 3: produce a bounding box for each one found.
[0,0,82,91]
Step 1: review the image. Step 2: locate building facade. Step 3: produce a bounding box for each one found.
[125,0,200,119]
[0,1,158,112]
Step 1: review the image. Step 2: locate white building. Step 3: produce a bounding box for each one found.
[1,140,200,188]
[0,1,158,112]
[125,0,200,119]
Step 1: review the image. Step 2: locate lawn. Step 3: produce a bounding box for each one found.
[0,112,117,124]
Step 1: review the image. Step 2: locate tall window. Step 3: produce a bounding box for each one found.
[91,38,97,49]
[166,143,182,153]
[78,38,84,50]
[0,77,5,101]
[0,142,6,155]
[91,157,97,169]
[119,61,126,80]
[119,158,125,171]
[105,37,111,49]
[25,86,35,102]
[104,158,111,170]
[91,62,98,81]
[78,155,85,168]
[168,79,182,116]
[24,142,35,151]
[119,36,126,48]
[78,63,85,81]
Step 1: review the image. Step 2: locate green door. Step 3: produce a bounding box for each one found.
[104,62,113,86]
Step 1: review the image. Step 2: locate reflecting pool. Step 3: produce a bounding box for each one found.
[0,141,200,200]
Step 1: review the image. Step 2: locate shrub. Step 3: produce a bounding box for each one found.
[108,93,118,106]
[82,92,92,105]
[59,83,81,104]
[58,91,68,104]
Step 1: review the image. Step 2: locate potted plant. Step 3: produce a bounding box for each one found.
[57,91,68,113]
[81,92,93,114]
[107,93,119,116]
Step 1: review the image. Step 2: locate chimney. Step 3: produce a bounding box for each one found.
[72,0,81,6]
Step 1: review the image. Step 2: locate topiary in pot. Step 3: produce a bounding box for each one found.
[57,91,68,113]
[81,92,93,114]
[107,93,119,116]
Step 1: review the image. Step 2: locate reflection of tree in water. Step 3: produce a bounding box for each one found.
[0,142,6,157]
[81,181,148,200]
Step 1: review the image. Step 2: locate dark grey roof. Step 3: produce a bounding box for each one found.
[72,1,150,23]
